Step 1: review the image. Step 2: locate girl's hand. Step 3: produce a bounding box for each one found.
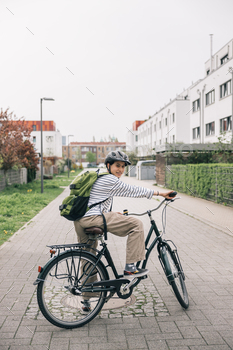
[154,190,177,199]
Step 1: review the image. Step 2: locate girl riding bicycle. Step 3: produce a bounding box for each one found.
[74,150,175,280]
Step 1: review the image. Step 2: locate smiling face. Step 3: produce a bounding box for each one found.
[107,161,125,178]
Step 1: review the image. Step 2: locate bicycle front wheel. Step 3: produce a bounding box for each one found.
[159,244,189,309]
[37,250,108,329]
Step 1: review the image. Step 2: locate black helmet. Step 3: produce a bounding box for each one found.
[104,150,131,166]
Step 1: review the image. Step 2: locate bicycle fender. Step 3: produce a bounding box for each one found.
[33,255,58,285]
[159,245,174,283]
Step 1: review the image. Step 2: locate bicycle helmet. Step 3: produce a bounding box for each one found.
[104,150,131,166]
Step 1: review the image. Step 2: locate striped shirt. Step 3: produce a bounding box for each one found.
[83,174,154,217]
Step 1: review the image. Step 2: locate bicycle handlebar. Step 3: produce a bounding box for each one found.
[124,194,180,217]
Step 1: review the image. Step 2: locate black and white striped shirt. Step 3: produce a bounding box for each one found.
[84,174,154,217]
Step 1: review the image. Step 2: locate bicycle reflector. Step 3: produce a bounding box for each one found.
[50,249,56,255]
[38,266,43,272]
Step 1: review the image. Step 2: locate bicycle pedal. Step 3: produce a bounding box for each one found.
[141,275,148,279]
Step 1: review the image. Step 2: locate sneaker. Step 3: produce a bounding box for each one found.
[81,300,91,314]
[124,268,149,278]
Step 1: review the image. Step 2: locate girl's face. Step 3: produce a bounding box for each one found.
[108,161,125,178]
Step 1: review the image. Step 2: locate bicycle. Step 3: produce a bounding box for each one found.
[34,193,189,329]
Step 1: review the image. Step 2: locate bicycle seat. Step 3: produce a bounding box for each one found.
[85,227,104,235]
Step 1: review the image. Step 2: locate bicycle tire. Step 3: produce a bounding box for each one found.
[159,244,189,309]
[37,250,109,329]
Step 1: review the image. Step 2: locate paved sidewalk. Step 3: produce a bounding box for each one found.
[1,175,233,349]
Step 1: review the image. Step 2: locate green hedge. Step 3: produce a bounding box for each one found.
[166,163,233,205]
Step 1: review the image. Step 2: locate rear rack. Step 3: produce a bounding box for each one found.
[47,243,92,250]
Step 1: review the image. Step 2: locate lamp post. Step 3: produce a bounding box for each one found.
[231,68,233,143]
[68,134,74,178]
[40,97,55,193]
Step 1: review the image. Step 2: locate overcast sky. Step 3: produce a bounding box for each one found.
[1,0,233,143]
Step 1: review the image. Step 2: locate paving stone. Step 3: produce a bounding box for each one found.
[89,342,128,350]
[200,331,227,345]
[70,344,88,350]
[147,340,169,350]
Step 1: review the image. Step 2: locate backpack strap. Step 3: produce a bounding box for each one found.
[102,213,108,240]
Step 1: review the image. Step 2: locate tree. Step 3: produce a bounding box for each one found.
[86,151,96,163]
[0,109,38,183]
[18,139,39,171]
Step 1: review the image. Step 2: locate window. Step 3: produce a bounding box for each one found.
[220,54,228,65]
[154,124,156,132]
[172,113,175,123]
[165,118,167,126]
[165,138,167,143]
[33,136,36,143]
[206,122,215,136]
[192,127,200,139]
[98,147,100,151]
[46,136,53,142]
[82,147,85,151]
[206,89,215,106]
[220,80,231,98]
[192,99,200,112]
[159,121,161,129]
[32,125,37,131]
[220,116,232,132]
[98,155,101,158]
[135,135,138,142]
[93,148,96,152]
[206,69,210,76]
[102,147,104,152]
[173,135,175,143]
[159,140,161,145]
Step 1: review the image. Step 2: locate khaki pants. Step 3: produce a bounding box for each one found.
[74,212,145,264]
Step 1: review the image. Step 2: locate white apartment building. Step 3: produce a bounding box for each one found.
[32,130,63,158]
[190,39,233,144]
[137,90,190,156]
[25,120,63,158]
[127,38,233,157]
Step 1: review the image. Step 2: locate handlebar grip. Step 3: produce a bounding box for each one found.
[165,191,177,200]
[169,191,177,197]
[123,209,128,215]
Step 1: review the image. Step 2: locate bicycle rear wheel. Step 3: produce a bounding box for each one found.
[37,250,108,329]
[159,244,189,309]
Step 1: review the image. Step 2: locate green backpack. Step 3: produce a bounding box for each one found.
[59,170,109,221]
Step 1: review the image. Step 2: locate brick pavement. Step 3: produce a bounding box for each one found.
[1,174,233,349]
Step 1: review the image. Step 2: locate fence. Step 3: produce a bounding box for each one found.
[165,164,233,206]
[0,168,27,191]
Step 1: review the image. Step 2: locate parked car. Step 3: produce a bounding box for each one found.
[98,163,106,168]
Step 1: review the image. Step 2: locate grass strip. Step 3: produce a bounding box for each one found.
[0,169,82,245]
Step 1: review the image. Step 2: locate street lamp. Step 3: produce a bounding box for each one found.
[230,67,233,143]
[40,97,55,193]
[68,134,74,178]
